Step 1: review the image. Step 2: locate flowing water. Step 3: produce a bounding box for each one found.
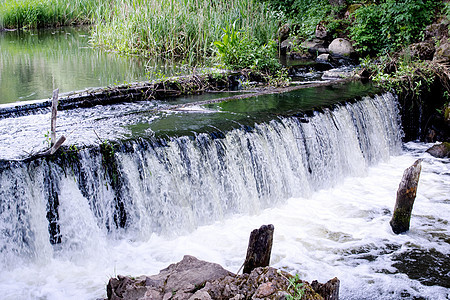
[0,85,449,300]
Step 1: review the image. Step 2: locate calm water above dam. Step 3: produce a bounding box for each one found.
[0,27,193,104]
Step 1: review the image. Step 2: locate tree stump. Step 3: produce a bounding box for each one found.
[390,159,422,234]
[243,224,274,274]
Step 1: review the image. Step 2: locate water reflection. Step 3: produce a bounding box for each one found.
[0,27,193,104]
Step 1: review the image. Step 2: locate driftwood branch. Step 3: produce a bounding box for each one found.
[390,159,422,234]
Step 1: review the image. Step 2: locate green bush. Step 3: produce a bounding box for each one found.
[214,21,280,72]
[350,0,440,55]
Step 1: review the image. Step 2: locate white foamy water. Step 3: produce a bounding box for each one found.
[0,143,448,300]
[0,93,448,299]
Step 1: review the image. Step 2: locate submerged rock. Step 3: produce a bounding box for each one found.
[426,142,450,158]
[106,256,339,300]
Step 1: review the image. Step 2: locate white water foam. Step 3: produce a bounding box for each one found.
[0,143,448,300]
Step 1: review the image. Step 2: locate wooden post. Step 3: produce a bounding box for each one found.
[390,159,422,234]
[51,88,59,146]
[243,224,274,274]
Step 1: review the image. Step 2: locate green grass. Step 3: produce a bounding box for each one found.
[90,0,279,63]
[0,0,100,29]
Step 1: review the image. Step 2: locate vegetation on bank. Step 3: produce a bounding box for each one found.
[0,0,99,28]
[1,0,449,85]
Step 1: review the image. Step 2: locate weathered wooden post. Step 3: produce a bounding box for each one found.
[50,88,59,146]
[243,224,274,274]
[390,159,422,234]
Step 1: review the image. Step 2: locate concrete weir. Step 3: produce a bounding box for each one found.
[0,70,356,119]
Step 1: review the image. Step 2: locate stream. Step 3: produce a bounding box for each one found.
[0,29,449,300]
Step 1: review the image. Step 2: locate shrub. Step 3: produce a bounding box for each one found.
[214,21,281,72]
[350,0,441,55]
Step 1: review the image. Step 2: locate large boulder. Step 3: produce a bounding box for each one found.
[106,255,233,300]
[328,38,355,57]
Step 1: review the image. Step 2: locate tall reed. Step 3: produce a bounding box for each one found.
[0,0,101,29]
[91,0,279,63]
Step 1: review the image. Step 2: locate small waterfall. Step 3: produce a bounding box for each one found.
[0,92,403,268]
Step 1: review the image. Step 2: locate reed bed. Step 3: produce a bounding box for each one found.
[91,0,279,62]
[0,0,100,29]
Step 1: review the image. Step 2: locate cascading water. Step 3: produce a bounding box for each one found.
[0,91,448,299]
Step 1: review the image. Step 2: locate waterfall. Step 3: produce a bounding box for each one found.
[0,92,403,269]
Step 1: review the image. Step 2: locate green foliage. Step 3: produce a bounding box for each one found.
[214,21,281,73]
[91,0,279,64]
[261,0,333,38]
[286,274,306,300]
[0,0,100,29]
[350,0,440,55]
[360,54,440,99]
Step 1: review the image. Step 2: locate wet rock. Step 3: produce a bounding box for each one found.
[328,38,355,57]
[316,54,330,62]
[426,142,450,158]
[322,68,356,80]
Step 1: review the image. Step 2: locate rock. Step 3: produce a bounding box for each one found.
[390,160,422,234]
[322,68,356,80]
[277,24,290,43]
[328,38,355,57]
[424,23,448,42]
[407,42,435,60]
[316,22,328,40]
[426,142,450,158]
[280,38,293,54]
[107,255,233,300]
[311,277,340,300]
[316,54,330,62]
[203,267,328,300]
[433,42,450,62]
[106,259,339,300]
[345,4,362,19]
[328,0,346,6]
[302,39,329,55]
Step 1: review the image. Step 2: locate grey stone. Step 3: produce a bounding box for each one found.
[328,38,355,57]
[317,54,330,62]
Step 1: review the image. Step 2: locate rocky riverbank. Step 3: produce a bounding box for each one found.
[106,255,339,300]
